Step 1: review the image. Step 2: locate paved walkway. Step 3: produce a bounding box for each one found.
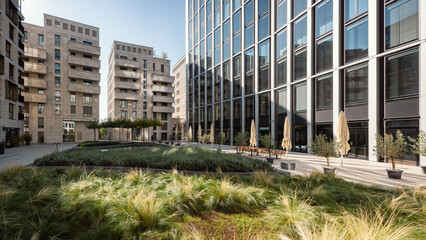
[0,143,77,170]
[185,142,426,189]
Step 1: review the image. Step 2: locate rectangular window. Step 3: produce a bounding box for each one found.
[233,55,241,97]
[244,24,254,48]
[143,101,147,110]
[385,0,418,50]
[143,60,147,68]
[55,49,61,60]
[133,101,137,109]
[120,100,128,108]
[9,103,13,119]
[294,14,307,49]
[295,83,307,112]
[316,75,333,110]
[245,48,254,94]
[223,61,230,100]
[293,0,306,17]
[38,103,44,114]
[70,105,76,116]
[345,0,368,22]
[244,0,254,48]
[38,34,44,46]
[6,41,11,58]
[71,93,76,103]
[55,90,61,101]
[315,0,333,37]
[143,70,147,79]
[38,117,44,128]
[345,17,368,63]
[83,94,93,104]
[214,66,221,102]
[276,28,287,58]
[133,111,137,119]
[258,39,270,91]
[294,48,307,81]
[214,1,221,27]
[245,96,255,120]
[161,64,164,73]
[55,104,61,115]
[223,0,230,19]
[55,77,61,87]
[345,63,368,105]
[223,20,230,60]
[55,35,61,47]
[316,34,333,73]
[143,91,147,99]
[276,0,287,30]
[120,110,127,119]
[233,10,241,55]
[277,88,287,114]
[55,63,61,74]
[83,106,93,117]
[276,58,287,87]
[385,48,419,100]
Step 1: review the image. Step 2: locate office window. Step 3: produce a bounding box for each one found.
[9,103,13,119]
[316,75,333,110]
[214,27,221,65]
[386,48,419,100]
[276,58,287,87]
[345,0,368,22]
[294,83,307,112]
[258,40,270,91]
[55,63,60,74]
[385,0,418,50]
[200,6,205,39]
[258,12,269,41]
[294,48,307,81]
[55,49,61,60]
[84,107,93,117]
[71,93,76,103]
[55,35,60,47]
[233,55,241,97]
[345,63,368,105]
[38,34,44,46]
[38,104,44,114]
[244,24,254,48]
[316,0,333,37]
[55,77,61,87]
[6,42,11,58]
[223,61,230,100]
[294,14,307,49]
[70,105,76,116]
[293,0,306,17]
[245,0,254,25]
[233,10,241,55]
[214,0,221,27]
[245,96,255,119]
[277,88,287,114]
[223,0,230,19]
[207,0,212,33]
[38,117,44,128]
[276,28,287,58]
[83,94,93,104]
[55,104,61,115]
[120,100,128,108]
[233,0,241,11]
[276,0,287,30]
[55,90,61,101]
[259,93,270,118]
[345,17,368,63]
[316,34,333,73]
[234,99,242,122]
[223,20,230,60]
[244,0,254,48]
[214,66,221,102]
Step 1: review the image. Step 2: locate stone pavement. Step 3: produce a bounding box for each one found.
[185,142,426,189]
[0,143,77,170]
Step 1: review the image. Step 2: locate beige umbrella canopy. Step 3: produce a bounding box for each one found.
[198,124,202,143]
[281,116,292,159]
[181,124,184,142]
[249,120,257,147]
[336,111,350,166]
[209,123,214,144]
[188,126,193,142]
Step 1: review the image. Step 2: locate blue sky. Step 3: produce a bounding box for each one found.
[22,0,186,120]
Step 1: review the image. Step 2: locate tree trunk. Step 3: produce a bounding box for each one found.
[269,150,271,158]
[94,129,96,141]
[391,156,396,170]
[326,157,330,167]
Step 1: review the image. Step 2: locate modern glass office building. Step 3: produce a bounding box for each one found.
[186,0,426,166]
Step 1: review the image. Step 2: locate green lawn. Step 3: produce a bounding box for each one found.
[34,146,274,172]
[0,167,424,239]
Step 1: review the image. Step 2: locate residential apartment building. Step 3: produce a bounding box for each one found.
[0,0,25,142]
[22,14,100,143]
[172,55,187,130]
[186,0,426,166]
[107,41,174,141]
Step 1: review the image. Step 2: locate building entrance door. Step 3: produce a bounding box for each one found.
[347,122,368,159]
[63,121,75,142]
[294,124,307,153]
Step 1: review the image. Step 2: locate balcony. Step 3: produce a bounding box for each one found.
[22,92,47,103]
[115,58,140,68]
[68,83,100,94]
[115,81,140,90]
[115,70,139,79]
[115,92,140,101]
[68,55,100,69]
[152,106,174,113]
[152,84,173,93]
[23,77,47,89]
[18,95,24,103]
[68,69,100,81]
[152,95,174,103]
[19,22,25,34]
[19,59,24,68]
[152,74,174,84]
[23,47,47,59]
[68,41,100,56]
[24,62,47,74]
[18,76,24,85]
[19,41,24,51]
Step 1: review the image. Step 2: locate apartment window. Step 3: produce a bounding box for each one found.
[83,81,93,86]
[133,101,137,109]
[385,48,419,100]
[143,59,147,68]
[316,0,333,37]
[294,14,307,49]
[345,17,368,63]
[143,91,147,99]
[9,103,13,119]
[83,107,92,117]
[120,89,128,93]
[345,63,368,106]
[9,63,13,80]
[316,34,333,73]
[293,0,306,17]
[143,70,147,79]
[55,21,60,28]
[55,90,61,101]
[385,0,418,50]
[6,41,11,58]
[120,110,127,119]
[233,55,241,97]
[55,104,61,115]
[83,41,92,46]
[132,111,137,119]
[258,39,270,91]
[63,23,68,30]
[38,89,44,94]
[55,35,61,47]
[55,49,61,60]
[70,65,76,70]
[55,63,61,74]
[143,112,147,118]
[143,81,147,89]
[9,24,14,42]
[70,79,76,84]
[38,117,44,128]
[38,34,44,46]
[120,100,128,108]
[71,93,76,103]
[276,0,287,30]
[38,104,44,114]
[294,48,307,81]
[143,101,147,110]
[316,75,333,110]
[258,0,269,41]
[70,105,76,115]
[70,38,76,42]
[83,54,92,59]
[223,20,230,60]
[245,48,254,94]
[23,31,28,42]
[345,0,368,22]
[161,64,164,73]
[83,67,93,72]
[83,94,93,104]
[244,0,254,48]
[294,83,307,112]
[233,10,241,55]
[153,63,156,72]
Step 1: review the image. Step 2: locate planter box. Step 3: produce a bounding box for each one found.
[386,169,403,179]
[421,166,426,174]
[266,157,274,164]
[323,167,336,175]
[281,162,295,170]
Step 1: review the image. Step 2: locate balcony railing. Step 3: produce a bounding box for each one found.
[68,41,100,56]
[152,74,174,84]
[24,62,47,74]
[115,58,140,68]
[23,77,47,89]
[22,92,47,103]
[68,55,100,69]
[114,81,140,90]
[23,47,47,59]
[115,70,139,79]
[152,84,174,93]
[68,69,100,82]
[152,95,174,103]
[152,106,174,113]
[115,92,139,101]
[68,83,100,94]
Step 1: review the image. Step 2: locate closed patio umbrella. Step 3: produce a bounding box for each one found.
[181,123,184,143]
[210,123,214,148]
[198,124,202,144]
[249,120,257,156]
[281,116,292,159]
[336,111,350,167]
[188,126,193,142]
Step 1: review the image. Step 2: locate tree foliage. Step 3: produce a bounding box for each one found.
[311,134,337,167]
[234,132,249,147]
[374,130,407,170]
[259,134,275,157]
[408,130,426,157]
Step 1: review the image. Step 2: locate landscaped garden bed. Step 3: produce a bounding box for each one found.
[0,167,424,239]
[77,141,120,147]
[34,146,274,172]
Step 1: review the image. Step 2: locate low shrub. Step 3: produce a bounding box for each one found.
[77,141,120,147]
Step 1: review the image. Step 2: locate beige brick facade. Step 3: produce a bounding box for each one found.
[172,55,186,122]
[0,0,25,142]
[22,14,100,143]
[107,41,174,141]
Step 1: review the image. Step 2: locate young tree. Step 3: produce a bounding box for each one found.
[86,121,99,141]
[409,130,426,157]
[259,134,275,158]
[234,132,249,153]
[216,133,227,151]
[202,134,210,148]
[311,134,337,167]
[374,130,407,171]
